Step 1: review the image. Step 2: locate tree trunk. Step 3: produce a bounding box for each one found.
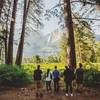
[64,0,76,68]
[15,0,30,65]
[5,2,11,64]
[4,38,8,64]
[78,39,82,63]
[0,0,5,17]
[7,0,18,64]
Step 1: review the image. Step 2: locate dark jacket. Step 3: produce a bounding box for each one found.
[33,69,42,81]
[76,68,84,80]
[64,68,74,82]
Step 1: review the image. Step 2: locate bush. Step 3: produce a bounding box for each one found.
[0,64,33,87]
[83,62,100,71]
[84,68,100,87]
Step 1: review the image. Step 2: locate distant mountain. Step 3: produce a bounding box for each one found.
[35,29,62,56]
[21,28,100,57]
[47,29,62,47]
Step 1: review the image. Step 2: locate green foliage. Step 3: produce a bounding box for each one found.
[22,63,65,83]
[32,55,42,63]
[23,55,61,64]
[23,63,100,87]
[22,63,65,78]
[0,62,99,87]
[47,55,60,63]
[84,68,100,86]
[90,63,100,71]
[74,19,96,63]
[22,62,100,75]
[0,63,100,87]
[23,55,43,63]
[0,64,32,87]
[60,32,68,64]
[95,41,100,62]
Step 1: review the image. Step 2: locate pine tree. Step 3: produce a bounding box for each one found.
[15,0,30,65]
[74,19,96,63]
[64,0,76,67]
[7,0,18,64]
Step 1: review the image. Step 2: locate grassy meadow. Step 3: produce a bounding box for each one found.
[22,63,100,75]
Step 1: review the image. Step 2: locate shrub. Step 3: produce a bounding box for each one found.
[0,64,33,87]
[84,68,100,87]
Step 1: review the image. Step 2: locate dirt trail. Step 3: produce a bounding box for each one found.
[0,85,100,100]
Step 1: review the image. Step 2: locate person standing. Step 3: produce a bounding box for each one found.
[33,65,43,98]
[63,66,74,96]
[76,63,84,92]
[45,69,52,93]
[52,66,60,92]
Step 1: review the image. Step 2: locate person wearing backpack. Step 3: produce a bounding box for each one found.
[52,66,60,92]
[45,69,52,93]
[33,65,43,98]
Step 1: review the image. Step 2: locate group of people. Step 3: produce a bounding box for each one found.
[33,63,84,97]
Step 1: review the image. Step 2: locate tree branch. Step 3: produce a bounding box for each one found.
[72,17,100,21]
[0,36,5,40]
[71,0,100,5]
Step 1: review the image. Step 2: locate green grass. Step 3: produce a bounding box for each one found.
[22,63,100,75]
[22,63,100,87]
[22,63,65,75]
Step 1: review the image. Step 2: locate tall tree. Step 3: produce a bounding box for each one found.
[15,0,43,65]
[15,0,30,65]
[5,0,11,64]
[64,0,76,67]
[0,0,12,64]
[74,20,96,63]
[7,0,18,64]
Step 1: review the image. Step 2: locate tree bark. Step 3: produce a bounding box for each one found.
[64,0,76,68]
[15,0,30,65]
[7,0,18,64]
[4,36,8,64]
[0,0,5,17]
[5,1,11,64]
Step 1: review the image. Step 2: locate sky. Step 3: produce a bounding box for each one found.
[42,0,60,35]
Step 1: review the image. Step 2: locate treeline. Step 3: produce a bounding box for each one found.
[22,41,100,64]
[23,55,61,64]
